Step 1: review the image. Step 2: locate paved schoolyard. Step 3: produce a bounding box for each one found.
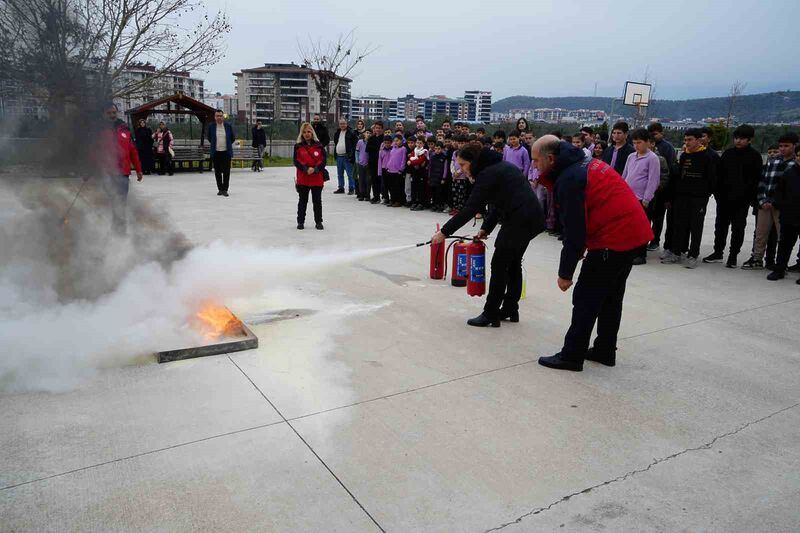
[1,168,799,532]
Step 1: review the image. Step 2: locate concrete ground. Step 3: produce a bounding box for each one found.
[2,167,799,532]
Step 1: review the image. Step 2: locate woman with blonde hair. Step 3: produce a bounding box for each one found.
[293,122,327,230]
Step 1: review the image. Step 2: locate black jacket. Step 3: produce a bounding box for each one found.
[333,127,358,162]
[670,148,717,199]
[428,151,448,186]
[252,127,267,148]
[715,145,762,205]
[135,127,153,150]
[602,143,635,175]
[774,164,800,225]
[366,135,383,170]
[313,123,330,147]
[442,149,544,248]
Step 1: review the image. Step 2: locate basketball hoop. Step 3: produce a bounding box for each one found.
[623,81,652,127]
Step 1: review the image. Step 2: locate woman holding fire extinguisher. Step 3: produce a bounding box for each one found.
[293,122,328,230]
[432,142,545,327]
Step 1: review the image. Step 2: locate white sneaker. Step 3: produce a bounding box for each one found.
[661,251,682,264]
[685,257,699,269]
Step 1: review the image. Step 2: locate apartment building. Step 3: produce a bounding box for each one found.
[233,63,351,124]
[116,63,205,123]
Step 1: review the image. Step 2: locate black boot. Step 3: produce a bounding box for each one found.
[467,314,500,328]
[499,309,519,323]
[538,353,583,371]
[585,347,616,367]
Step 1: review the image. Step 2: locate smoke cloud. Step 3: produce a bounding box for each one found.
[0,176,411,393]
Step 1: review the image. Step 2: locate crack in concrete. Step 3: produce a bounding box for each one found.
[483,401,800,533]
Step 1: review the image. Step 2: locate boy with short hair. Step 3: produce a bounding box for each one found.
[663,128,716,269]
[572,133,591,158]
[376,134,393,204]
[702,124,763,267]
[742,132,799,269]
[407,137,429,210]
[767,163,800,282]
[450,135,469,215]
[602,121,634,175]
[428,141,448,212]
[386,134,407,207]
[503,130,531,176]
[767,144,779,163]
[355,130,371,201]
[623,128,661,264]
[646,122,679,252]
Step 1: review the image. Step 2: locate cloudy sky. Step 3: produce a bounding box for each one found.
[201,0,799,102]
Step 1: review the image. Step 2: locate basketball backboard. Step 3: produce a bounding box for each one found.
[623,81,652,107]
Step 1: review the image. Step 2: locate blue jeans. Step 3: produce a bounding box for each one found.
[103,175,130,234]
[336,155,354,191]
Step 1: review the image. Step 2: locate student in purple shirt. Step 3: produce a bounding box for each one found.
[385,135,408,207]
[623,128,663,265]
[503,130,531,176]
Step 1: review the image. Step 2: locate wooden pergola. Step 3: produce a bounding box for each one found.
[126,92,217,145]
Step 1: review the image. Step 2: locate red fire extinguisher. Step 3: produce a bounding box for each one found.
[430,224,445,280]
[465,238,486,297]
[451,240,468,287]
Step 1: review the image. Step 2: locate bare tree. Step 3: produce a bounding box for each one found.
[0,0,230,115]
[726,81,747,127]
[297,30,376,123]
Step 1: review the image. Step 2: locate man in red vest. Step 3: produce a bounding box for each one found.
[532,135,653,371]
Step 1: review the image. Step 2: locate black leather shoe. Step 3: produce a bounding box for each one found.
[499,309,519,322]
[297,224,304,230]
[585,347,616,367]
[467,314,500,328]
[315,223,324,230]
[538,353,583,371]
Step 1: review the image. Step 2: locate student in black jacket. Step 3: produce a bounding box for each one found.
[767,164,800,282]
[365,121,385,203]
[602,121,635,175]
[251,120,267,172]
[431,143,545,327]
[703,125,763,267]
[663,128,717,269]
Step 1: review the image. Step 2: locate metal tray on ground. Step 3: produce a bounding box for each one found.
[156,319,258,364]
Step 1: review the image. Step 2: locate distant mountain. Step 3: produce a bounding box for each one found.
[492,91,800,123]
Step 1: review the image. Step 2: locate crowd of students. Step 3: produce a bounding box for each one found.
[294,114,800,285]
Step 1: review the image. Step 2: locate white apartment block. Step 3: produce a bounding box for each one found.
[233,63,351,125]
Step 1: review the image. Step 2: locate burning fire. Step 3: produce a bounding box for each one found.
[195,304,244,340]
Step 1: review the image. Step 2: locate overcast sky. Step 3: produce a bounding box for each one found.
[201,0,799,102]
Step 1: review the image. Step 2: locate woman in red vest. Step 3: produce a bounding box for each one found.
[293,122,327,230]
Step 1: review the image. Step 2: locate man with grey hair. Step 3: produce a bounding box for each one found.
[333,117,357,194]
[531,135,652,371]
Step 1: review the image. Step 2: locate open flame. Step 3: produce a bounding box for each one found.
[195,304,244,340]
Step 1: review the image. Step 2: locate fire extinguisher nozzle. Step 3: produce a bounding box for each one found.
[416,240,431,247]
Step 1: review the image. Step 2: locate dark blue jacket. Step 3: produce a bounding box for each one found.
[602,142,634,175]
[208,122,235,157]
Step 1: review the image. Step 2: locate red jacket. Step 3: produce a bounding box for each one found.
[407,149,428,168]
[542,142,653,280]
[102,121,142,177]
[293,141,327,187]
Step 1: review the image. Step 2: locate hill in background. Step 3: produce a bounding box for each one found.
[492,91,800,123]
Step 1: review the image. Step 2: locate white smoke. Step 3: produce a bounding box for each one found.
[0,177,413,393]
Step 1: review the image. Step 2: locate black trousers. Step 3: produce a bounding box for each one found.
[650,188,669,246]
[213,152,231,192]
[484,240,531,320]
[776,218,800,270]
[157,152,173,175]
[713,200,750,258]
[385,172,404,204]
[369,165,382,201]
[561,249,635,360]
[357,164,369,199]
[296,185,322,224]
[410,170,427,205]
[671,195,708,258]
[430,184,443,206]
